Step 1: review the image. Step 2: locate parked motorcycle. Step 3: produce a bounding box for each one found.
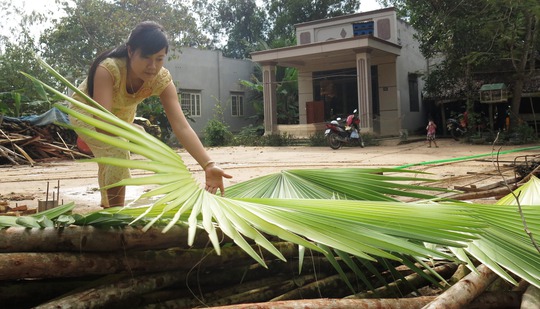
[446,115,467,140]
[325,109,365,149]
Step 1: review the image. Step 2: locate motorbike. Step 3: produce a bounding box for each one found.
[446,115,467,140]
[324,109,365,149]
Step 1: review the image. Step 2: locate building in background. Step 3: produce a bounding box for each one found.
[167,47,256,136]
[251,7,428,137]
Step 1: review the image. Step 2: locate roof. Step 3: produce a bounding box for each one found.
[250,36,401,70]
[480,83,506,91]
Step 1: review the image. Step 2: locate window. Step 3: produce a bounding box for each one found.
[408,74,420,112]
[231,93,244,117]
[180,91,201,117]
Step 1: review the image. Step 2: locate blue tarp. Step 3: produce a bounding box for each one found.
[2,107,70,126]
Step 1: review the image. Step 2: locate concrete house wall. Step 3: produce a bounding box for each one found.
[166,47,256,136]
[394,20,428,134]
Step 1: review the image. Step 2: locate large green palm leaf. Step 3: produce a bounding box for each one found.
[20,59,540,289]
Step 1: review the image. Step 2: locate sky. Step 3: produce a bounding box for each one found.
[2,0,384,41]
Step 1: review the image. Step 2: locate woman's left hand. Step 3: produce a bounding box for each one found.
[204,164,233,196]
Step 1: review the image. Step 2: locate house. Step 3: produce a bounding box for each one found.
[250,7,429,137]
[166,47,256,136]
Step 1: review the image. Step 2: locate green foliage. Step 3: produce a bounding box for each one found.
[229,126,297,146]
[509,122,537,144]
[396,0,540,115]
[193,0,267,59]
[359,133,379,146]
[39,0,210,81]
[261,132,297,146]
[264,0,360,43]
[203,99,233,146]
[136,96,170,141]
[204,118,233,146]
[0,36,58,116]
[308,131,327,146]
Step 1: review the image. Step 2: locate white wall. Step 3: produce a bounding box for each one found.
[395,20,429,134]
[166,48,256,136]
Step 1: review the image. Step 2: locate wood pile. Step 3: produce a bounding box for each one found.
[0,225,532,309]
[449,156,540,201]
[0,117,91,165]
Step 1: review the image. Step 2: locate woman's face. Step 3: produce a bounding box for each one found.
[128,47,167,82]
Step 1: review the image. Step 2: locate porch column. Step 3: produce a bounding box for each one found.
[355,49,373,132]
[261,63,278,135]
[298,71,313,124]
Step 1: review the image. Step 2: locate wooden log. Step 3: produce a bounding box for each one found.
[201,291,522,309]
[0,145,23,165]
[520,284,540,308]
[204,297,437,309]
[0,225,225,253]
[0,277,99,308]
[158,274,319,309]
[35,271,184,309]
[271,272,357,301]
[0,242,298,280]
[422,264,499,309]
[450,186,514,200]
[349,263,458,299]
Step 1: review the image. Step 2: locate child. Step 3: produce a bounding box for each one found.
[426,119,439,148]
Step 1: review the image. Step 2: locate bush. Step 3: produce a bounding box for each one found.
[204,119,232,146]
[308,132,327,146]
[262,133,297,146]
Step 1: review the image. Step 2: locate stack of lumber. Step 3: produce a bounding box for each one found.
[0,117,90,165]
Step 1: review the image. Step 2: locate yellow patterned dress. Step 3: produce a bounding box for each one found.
[70,57,172,207]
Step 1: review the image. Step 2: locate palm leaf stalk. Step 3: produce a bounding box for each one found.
[19,59,540,290]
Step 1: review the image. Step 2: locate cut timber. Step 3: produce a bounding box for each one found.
[0,242,298,280]
[205,297,437,309]
[35,271,184,309]
[0,225,227,253]
[422,264,498,309]
[450,186,515,200]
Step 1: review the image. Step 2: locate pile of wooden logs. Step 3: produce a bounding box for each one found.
[0,225,535,309]
[0,117,90,165]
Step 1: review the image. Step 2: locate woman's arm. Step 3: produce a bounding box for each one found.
[160,82,232,195]
[92,66,115,111]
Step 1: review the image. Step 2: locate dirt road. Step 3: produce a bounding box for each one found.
[1,137,538,213]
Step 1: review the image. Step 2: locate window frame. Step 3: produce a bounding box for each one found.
[179,91,202,117]
[231,93,244,117]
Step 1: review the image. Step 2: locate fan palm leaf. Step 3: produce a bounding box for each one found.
[19,58,540,290]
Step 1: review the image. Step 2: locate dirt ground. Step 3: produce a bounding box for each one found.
[1,137,539,214]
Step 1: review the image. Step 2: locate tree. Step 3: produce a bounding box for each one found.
[0,1,57,116]
[264,0,360,44]
[193,0,267,59]
[384,0,540,124]
[39,0,210,82]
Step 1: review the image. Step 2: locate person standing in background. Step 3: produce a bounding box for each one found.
[426,118,439,148]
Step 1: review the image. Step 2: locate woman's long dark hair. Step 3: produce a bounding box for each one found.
[87,21,169,97]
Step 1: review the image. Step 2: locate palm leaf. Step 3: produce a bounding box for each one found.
[226,168,449,201]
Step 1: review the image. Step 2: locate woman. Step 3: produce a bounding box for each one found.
[71,21,232,208]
